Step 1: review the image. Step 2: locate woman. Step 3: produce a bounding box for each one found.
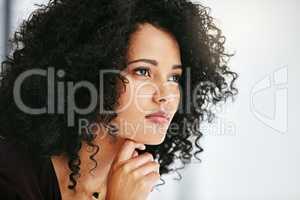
[0,0,238,199]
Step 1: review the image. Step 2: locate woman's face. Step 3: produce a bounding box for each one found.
[112,23,182,145]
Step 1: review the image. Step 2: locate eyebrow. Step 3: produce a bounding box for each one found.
[126,58,182,70]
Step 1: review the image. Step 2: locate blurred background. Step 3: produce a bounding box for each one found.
[1,0,299,199]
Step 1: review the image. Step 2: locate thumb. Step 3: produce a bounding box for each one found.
[114,139,145,165]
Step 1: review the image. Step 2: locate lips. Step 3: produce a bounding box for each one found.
[145,111,170,124]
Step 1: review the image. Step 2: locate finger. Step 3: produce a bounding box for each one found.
[132,150,139,158]
[126,152,154,170]
[142,172,161,191]
[132,161,160,177]
[114,139,145,164]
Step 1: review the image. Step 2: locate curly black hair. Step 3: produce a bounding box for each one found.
[0,0,238,191]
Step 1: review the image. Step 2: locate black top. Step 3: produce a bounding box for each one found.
[0,137,62,200]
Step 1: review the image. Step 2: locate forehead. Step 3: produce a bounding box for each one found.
[126,23,181,64]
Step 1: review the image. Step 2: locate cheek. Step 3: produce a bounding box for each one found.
[135,80,156,95]
[132,87,153,114]
[115,79,144,113]
[169,85,181,100]
[114,83,133,113]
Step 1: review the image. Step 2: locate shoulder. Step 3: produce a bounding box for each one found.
[0,136,44,199]
[0,136,33,169]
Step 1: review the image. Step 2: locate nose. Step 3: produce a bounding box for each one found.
[152,83,171,105]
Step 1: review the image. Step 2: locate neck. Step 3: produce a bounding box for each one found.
[51,129,126,199]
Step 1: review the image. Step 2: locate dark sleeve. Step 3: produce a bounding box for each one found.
[0,173,21,199]
[0,138,44,200]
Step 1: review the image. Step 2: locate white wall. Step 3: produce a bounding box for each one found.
[0,0,5,62]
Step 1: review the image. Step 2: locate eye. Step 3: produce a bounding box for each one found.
[168,74,182,83]
[133,67,151,77]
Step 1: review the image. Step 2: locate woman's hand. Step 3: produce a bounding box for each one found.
[106,139,160,200]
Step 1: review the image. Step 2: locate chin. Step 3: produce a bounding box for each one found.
[134,133,167,145]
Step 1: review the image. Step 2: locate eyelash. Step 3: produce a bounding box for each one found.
[133,67,182,83]
[134,67,151,77]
